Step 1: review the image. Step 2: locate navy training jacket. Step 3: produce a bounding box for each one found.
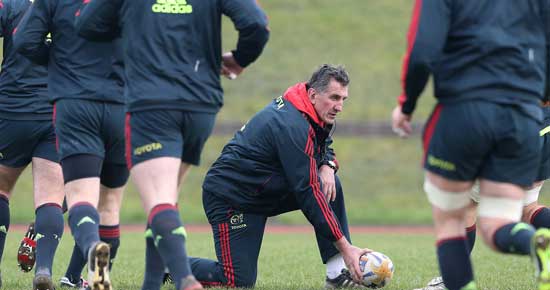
[203,83,343,242]
[399,0,550,116]
[0,0,49,120]
[13,0,124,104]
[73,0,269,113]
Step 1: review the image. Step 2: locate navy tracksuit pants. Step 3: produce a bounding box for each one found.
[189,175,351,288]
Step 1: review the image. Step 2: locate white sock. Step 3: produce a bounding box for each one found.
[326,254,346,279]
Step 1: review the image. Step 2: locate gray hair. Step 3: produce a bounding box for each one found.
[307,64,349,93]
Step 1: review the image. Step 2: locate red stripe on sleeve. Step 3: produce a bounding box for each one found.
[305,127,343,240]
[398,0,423,106]
[422,104,442,165]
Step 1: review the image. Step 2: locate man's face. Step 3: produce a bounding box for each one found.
[308,79,348,125]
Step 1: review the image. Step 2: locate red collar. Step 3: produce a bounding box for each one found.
[283,82,324,127]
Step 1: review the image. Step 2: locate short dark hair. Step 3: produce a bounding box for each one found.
[306,64,349,93]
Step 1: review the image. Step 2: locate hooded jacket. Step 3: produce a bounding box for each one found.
[203,83,344,242]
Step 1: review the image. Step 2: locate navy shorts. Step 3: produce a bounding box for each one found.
[0,118,58,167]
[54,99,126,166]
[537,107,550,181]
[423,101,541,187]
[125,110,216,168]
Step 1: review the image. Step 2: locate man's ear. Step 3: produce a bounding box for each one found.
[307,87,316,104]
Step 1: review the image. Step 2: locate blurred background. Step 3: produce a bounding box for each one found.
[9,0,550,226]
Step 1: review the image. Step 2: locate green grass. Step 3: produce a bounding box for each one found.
[0,230,541,289]
[9,135,550,225]
[218,0,437,123]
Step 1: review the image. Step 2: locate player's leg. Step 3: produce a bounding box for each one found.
[98,184,124,269]
[0,119,40,285]
[29,120,65,290]
[0,164,25,274]
[420,102,500,290]
[55,99,111,289]
[31,157,65,290]
[151,111,215,290]
[132,158,197,290]
[475,105,544,288]
[521,122,550,228]
[154,162,193,286]
[97,103,128,271]
[425,171,476,290]
[128,110,208,290]
[189,191,267,288]
[63,183,126,288]
[415,198,478,290]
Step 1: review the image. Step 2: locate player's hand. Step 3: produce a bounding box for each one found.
[391,105,412,138]
[319,165,336,202]
[220,51,243,80]
[341,245,371,283]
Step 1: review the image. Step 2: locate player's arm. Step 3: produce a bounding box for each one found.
[74,0,121,42]
[271,122,366,281]
[0,0,10,38]
[271,123,344,241]
[221,0,269,76]
[398,0,450,115]
[13,0,52,65]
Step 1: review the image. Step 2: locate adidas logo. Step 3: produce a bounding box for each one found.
[0,225,6,234]
[152,0,192,14]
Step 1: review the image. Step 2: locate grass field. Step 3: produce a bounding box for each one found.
[9,135,550,225]
[0,229,541,289]
[218,0,437,123]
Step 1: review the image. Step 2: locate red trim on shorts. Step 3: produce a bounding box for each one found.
[53,103,59,152]
[398,0,423,106]
[124,113,132,169]
[436,236,466,247]
[305,127,343,241]
[465,224,476,233]
[531,207,546,225]
[148,203,176,224]
[99,225,120,238]
[219,223,235,287]
[422,104,442,165]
